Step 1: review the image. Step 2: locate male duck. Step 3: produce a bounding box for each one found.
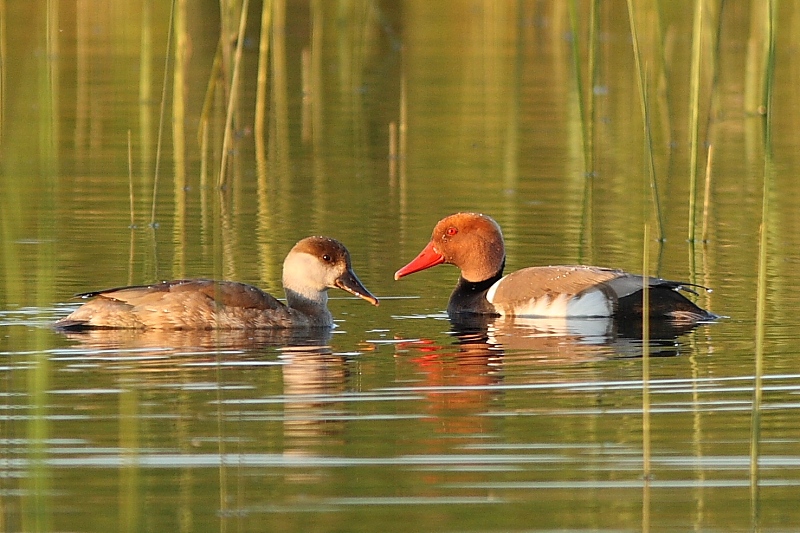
[395,213,715,322]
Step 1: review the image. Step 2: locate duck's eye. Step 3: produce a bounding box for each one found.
[322,254,332,262]
[445,227,458,237]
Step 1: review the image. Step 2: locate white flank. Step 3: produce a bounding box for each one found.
[489,287,612,318]
[518,293,570,317]
[565,290,613,317]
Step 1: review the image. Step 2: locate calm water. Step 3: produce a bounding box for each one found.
[3,1,800,531]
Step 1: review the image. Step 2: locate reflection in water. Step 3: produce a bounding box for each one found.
[57,326,361,490]
[280,344,348,484]
[391,313,705,445]
[3,0,796,528]
[56,327,334,353]
[449,314,707,361]
[385,314,712,498]
[54,325,350,497]
[393,319,503,447]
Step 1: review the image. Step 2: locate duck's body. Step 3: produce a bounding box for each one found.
[56,279,322,329]
[55,236,378,330]
[395,213,716,322]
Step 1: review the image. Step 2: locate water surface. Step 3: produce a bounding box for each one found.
[2,1,800,531]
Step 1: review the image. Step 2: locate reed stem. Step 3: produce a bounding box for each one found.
[254,0,272,153]
[641,221,652,531]
[150,0,176,227]
[642,223,651,483]
[218,0,250,189]
[568,0,591,174]
[687,0,704,243]
[626,1,663,242]
[127,129,135,228]
[759,0,776,116]
[750,0,775,525]
[398,69,408,217]
[586,0,597,172]
[389,121,397,185]
[0,0,6,147]
[126,126,136,304]
[577,0,598,265]
[198,43,221,148]
[700,144,714,243]
[172,0,187,188]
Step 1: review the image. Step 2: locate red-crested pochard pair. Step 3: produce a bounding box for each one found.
[56,213,715,331]
[395,213,716,322]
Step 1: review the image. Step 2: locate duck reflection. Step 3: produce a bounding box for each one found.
[55,327,334,353]
[392,314,707,461]
[280,345,347,441]
[467,314,706,360]
[279,344,350,484]
[394,320,503,440]
[58,325,352,485]
[57,326,349,451]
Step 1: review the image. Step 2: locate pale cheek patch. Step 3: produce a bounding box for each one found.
[283,253,329,301]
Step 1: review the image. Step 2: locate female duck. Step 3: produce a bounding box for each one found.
[55,236,378,330]
[395,213,715,322]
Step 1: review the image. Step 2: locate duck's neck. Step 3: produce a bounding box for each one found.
[448,259,505,315]
[285,288,333,327]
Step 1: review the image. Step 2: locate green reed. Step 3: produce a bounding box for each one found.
[255,0,273,162]
[22,5,60,527]
[758,1,777,116]
[254,0,274,285]
[750,0,776,524]
[572,0,598,265]
[172,0,187,189]
[586,0,597,171]
[642,223,651,486]
[700,144,714,243]
[642,226,652,533]
[139,0,153,178]
[698,3,721,247]
[625,0,663,242]
[0,157,23,308]
[651,1,671,153]
[217,0,249,189]
[0,0,6,147]
[127,130,136,284]
[687,0,704,243]
[745,1,773,116]
[135,71,150,267]
[150,0,175,227]
[268,0,290,224]
[568,0,594,175]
